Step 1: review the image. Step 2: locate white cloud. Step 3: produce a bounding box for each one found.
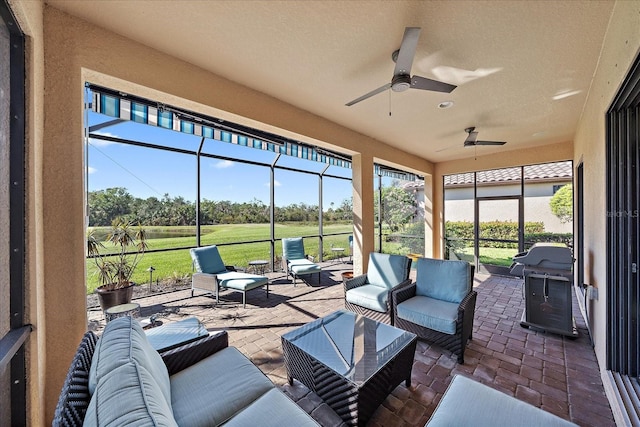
[266,180,281,188]
[87,166,97,174]
[214,160,234,169]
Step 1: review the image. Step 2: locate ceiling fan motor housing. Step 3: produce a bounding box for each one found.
[392,74,411,92]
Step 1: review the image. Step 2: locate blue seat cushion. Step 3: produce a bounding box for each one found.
[288,259,321,275]
[190,246,227,274]
[366,252,409,290]
[396,295,459,334]
[170,347,275,426]
[426,375,577,427]
[345,284,388,312]
[84,362,178,427]
[282,237,306,260]
[88,317,172,407]
[216,271,268,291]
[415,258,471,304]
[224,389,319,427]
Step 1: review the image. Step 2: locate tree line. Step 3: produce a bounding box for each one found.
[88,187,353,226]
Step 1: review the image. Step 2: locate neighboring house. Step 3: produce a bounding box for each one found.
[404,161,573,233]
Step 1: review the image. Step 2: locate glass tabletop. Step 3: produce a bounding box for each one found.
[282,310,416,384]
[145,317,209,352]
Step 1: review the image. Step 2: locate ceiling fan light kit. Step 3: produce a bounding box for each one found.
[346,27,456,106]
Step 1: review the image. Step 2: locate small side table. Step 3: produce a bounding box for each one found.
[331,247,345,264]
[105,303,140,322]
[248,260,269,275]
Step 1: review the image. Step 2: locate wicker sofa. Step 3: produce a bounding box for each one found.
[53,316,318,426]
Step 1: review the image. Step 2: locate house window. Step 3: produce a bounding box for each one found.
[552,184,564,194]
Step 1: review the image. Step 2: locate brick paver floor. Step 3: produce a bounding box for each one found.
[87,263,615,426]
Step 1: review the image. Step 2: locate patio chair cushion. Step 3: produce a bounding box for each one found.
[288,258,321,275]
[415,258,471,304]
[345,284,388,313]
[88,317,171,407]
[170,346,274,426]
[216,271,268,291]
[224,388,320,427]
[426,374,577,426]
[396,295,459,334]
[367,252,411,290]
[84,360,178,427]
[282,237,306,260]
[190,245,227,274]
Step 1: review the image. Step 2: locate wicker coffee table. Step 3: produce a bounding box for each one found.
[281,310,417,426]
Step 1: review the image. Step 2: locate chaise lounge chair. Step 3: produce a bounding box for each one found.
[281,237,321,285]
[190,245,269,308]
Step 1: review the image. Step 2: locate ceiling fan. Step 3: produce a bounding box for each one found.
[345,27,456,106]
[464,127,507,147]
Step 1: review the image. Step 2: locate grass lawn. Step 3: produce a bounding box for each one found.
[455,247,519,267]
[86,223,354,294]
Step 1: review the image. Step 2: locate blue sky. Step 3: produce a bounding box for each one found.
[86,111,354,208]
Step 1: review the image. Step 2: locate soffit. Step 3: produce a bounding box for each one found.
[45,0,615,163]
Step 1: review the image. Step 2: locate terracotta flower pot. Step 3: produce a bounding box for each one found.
[341,271,354,283]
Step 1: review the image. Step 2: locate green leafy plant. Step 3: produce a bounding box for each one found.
[87,217,148,290]
[550,183,573,223]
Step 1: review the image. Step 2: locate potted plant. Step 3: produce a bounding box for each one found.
[87,217,148,311]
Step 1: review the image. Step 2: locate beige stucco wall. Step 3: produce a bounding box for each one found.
[573,0,640,378]
[433,141,573,257]
[35,5,433,422]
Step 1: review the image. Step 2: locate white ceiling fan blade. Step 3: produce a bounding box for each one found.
[474,140,507,146]
[393,27,421,76]
[345,83,391,106]
[411,75,456,93]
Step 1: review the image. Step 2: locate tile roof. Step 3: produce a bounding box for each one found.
[401,161,572,190]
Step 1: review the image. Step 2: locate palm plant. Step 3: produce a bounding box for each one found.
[87,217,148,290]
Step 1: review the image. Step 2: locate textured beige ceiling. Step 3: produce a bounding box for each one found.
[46,0,615,163]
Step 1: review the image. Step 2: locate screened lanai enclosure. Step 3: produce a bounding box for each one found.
[84,84,425,293]
[443,161,574,276]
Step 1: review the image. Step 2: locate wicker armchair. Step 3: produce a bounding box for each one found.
[392,257,476,363]
[344,252,412,324]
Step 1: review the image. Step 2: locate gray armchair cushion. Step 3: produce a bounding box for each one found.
[288,258,321,275]
[216,271,268,291]
[396,295,459,334]
[190,245,227,274]
[367,252,411,290]
[282,237,306,260]
[415,257,471,303]
[345,284,388,312]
